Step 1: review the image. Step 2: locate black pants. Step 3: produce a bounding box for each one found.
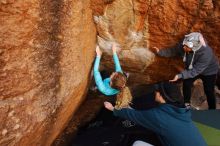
[183,74,217,109]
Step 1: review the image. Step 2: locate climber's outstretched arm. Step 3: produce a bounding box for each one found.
[112,43,123,73]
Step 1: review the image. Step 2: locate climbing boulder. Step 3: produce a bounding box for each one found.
[91,0,220,84]
[0,0,96,145]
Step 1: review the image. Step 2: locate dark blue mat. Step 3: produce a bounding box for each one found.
[192,110,220,130]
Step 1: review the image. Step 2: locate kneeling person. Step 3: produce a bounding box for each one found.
[104,82,207,146]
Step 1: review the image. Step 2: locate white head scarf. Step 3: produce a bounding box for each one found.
[182,32,206,69]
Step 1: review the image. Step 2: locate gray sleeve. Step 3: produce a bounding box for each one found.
[181,52,212,79]
[177,73,183,79]
[157,41,184,57]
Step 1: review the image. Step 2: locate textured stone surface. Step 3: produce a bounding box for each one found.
[0,0,96,145]
[91,0,220,84]
[1,0,220,145]
[190,79,220,110]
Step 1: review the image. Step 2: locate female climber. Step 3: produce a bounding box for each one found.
[93,43,132,109]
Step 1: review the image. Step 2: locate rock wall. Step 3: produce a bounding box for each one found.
[91,0,220,84]
[0,0,220,145]
[0,0,96,145]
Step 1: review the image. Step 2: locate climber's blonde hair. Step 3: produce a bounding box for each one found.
[115,86,133,109]
[110,72,132,109]
[110,72,127,90]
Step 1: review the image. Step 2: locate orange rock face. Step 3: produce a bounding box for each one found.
[91,0,220,84]
[0,0,96,145]
[0,0,220,145]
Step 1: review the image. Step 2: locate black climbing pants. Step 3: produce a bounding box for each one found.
[183,74,217,109]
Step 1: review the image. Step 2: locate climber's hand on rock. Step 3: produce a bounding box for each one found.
[112,43,117,54]
[151,47,159,54]
[104,101,114,111]
[169,75,179,82]
[96,45,102,57]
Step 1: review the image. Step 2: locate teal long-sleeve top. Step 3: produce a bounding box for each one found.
[94,53,123,96]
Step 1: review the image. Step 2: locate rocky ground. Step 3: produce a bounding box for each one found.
[52,92,107,146]
[191,80,220,110]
